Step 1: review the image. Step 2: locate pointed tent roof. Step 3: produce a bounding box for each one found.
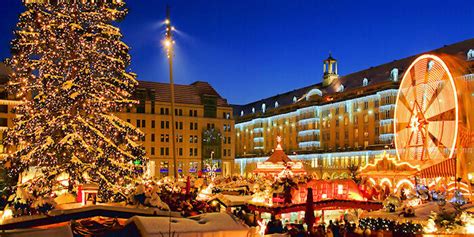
[265,136,292,163]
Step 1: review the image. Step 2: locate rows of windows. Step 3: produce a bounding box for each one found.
[223,137,232,144]
[223,149,232,157]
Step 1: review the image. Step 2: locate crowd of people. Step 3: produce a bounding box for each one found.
[263,217,374,237]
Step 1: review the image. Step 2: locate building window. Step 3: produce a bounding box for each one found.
[374,100,379,107]
[136,120,140,127]
[339,84,344,92]
[390,68,399,81]
[142,120,146,128]
[179,148,183,156]
[160,161,169,173]
[151,147,155,155]
[151,134,155,142]
[363,78,369,86]
[151,120,155,128]
[364,114,369,123]
[189,148,194,156]
[0,105,8,113]
[336,119,339,127]
[0,118,7,127]
[467,49,474,61]
[364,101,369,110]
[189,162,198,172]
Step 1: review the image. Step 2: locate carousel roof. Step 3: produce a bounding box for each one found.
[253,136,306,175]
[265,146,291,163]
[264,137,292,163]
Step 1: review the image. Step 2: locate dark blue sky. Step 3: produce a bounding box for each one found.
[1,0,473,105]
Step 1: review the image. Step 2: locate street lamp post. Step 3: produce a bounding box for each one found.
[164,6,178,178]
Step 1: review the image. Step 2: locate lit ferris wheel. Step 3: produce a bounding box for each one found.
[394,54,459,161]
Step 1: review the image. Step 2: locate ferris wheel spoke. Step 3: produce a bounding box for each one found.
[428,131,450,159]
[427,108,456,122]
[424,79,447,114]
[397,92,413,112]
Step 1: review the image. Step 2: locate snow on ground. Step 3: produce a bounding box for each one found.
[0,225,72,237]
[360,202,474,224]
[127,212,253,237]
[1,203,181,226]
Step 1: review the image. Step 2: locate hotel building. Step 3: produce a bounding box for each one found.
[233,39,474,179]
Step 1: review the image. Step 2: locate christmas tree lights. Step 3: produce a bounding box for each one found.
[3,0,147,209]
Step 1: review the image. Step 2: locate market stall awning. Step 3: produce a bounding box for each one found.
[418,158,456,178]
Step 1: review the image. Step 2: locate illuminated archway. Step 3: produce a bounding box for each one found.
[379,178,393,188]
[322,172,330,180]
[394,179,415,193]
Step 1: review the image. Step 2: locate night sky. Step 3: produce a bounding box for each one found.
[0,0,473,105]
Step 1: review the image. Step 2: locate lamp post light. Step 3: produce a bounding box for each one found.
[163,6,178,178]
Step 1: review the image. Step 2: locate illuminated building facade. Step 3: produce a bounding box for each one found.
[115,81,235,177]
[233,39,474,179]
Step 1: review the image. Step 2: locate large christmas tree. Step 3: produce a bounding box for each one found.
[3,0,147,204]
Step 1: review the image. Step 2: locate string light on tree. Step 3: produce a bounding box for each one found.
[3,0,147,213]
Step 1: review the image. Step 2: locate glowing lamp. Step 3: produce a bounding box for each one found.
[164,39,171,48]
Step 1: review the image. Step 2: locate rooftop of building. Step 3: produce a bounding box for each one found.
[137,80,230,107]
[233,38,474,119]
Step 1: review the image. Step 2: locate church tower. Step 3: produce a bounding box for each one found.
[323,53,339,86]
